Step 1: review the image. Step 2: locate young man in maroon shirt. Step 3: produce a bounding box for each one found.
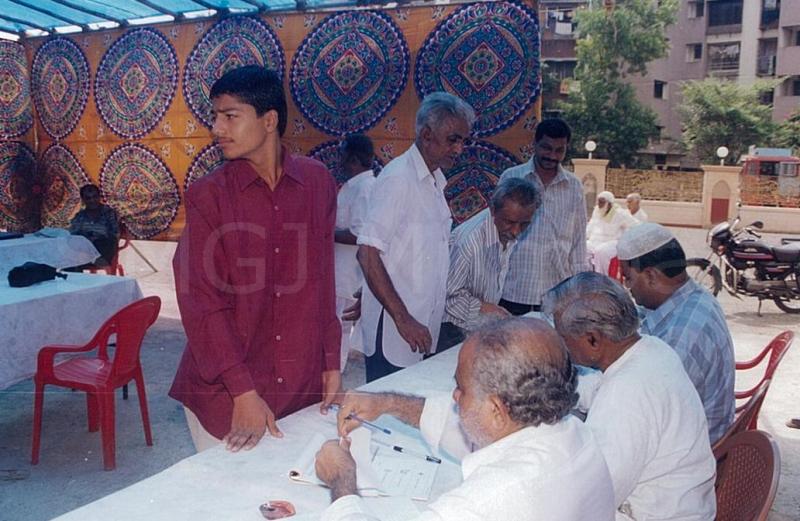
[170,65,342,452]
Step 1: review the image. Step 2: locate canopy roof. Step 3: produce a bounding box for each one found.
[0,0,387,40]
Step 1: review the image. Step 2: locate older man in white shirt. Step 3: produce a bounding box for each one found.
[357,93,475,382]
[315,318,616,521]
[625,193,649,222]
[544,272,716,521]
[439,177,540,349]
[335,134,377,371]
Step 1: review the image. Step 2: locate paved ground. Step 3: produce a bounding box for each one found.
[1,226,798,520]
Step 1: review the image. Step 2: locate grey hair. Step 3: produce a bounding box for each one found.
[626,192,642,201]
[542,272,640,343]
[490,177,541,212]
[415,92,476,136]
[469,318,578,427]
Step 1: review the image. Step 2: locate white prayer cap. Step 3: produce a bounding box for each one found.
[597,191,614,204]
[617,222,675,261]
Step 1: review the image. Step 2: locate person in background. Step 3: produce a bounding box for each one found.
[586,191,636,276]
[543,272,716,521]
[439,177,540,350]
[498,118,590,315]
[334,134,377,371]
[625,192,648,222]
[357,92,475,382]
[315,318,616,521]
[169,65,341,453]
[69,184,119,266]
[617,223,735,444]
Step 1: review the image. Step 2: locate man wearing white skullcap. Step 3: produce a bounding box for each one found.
[586,191,636,276]
[617,223,735,444]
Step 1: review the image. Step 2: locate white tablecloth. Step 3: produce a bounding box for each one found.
[0,234,100,280]
[53,348,465,521]
[0,273,143,390]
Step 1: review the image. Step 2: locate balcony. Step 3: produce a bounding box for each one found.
[757,55,777,76]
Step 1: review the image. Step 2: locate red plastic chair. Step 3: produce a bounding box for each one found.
[734,330,794,427]
[31,296,161,471]
[608,256,624,282]
[714,380,771,452]
[713,430,780,521]
[87,227,130,276]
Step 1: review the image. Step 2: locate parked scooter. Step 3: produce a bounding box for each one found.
[687,214,800,314]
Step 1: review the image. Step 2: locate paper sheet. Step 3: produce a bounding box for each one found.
[288,428,439,500]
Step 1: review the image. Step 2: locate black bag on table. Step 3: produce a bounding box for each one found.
[8,262,67,287]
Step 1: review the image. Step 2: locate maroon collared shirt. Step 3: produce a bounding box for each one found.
[169,149,341,439]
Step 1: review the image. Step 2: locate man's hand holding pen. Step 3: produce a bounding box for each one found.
[334,391,389,437]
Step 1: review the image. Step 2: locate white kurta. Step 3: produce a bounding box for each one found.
[586,206,636,275]
[357,144,451,367]
[335,170,376,368]
[585,335,717,521]
[322,394,616,521]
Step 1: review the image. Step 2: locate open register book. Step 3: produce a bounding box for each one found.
[288,427,439,501]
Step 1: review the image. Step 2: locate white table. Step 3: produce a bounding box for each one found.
[0,273,144,390]
[0,234,100,280]
[53,348,465,521]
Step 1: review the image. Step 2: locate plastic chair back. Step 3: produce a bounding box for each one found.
[714,380,770,452]
[109,296,161,380]
[734,331,793,426]
[713,430,780,521]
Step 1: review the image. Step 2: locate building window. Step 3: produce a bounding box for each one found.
[687,43,703,62]
[688,1,704,18]
[708,42,740,72]
[759,89,774,105]
[793,78,800,97]
[708,0,742,27]
[796,29,800,46]
[654,80,667,99]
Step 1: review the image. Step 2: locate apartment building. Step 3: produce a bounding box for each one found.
[540,0,800,165]
[634,0,800,158]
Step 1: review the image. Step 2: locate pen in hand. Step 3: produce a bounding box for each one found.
[329,404,392,435]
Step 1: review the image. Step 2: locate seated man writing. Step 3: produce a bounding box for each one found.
[314,318,615,520]
[69,184,119,267]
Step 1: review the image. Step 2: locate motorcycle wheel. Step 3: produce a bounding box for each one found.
[686,258,722,296]
[773,268,800,314]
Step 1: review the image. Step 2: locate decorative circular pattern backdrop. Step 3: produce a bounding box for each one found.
[184,16,285,128]
[308,139,384,187]
[291,11,409,135]
[414,1,540,137]
[31,37,90,140]
[185,143,225,192]
[95,28,178,138]
[0,141,36,230]
[40,144,90,227]
[0,41,33,139]
[444,140,518,224]
[100,143,180,239]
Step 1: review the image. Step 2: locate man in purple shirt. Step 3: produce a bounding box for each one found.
[170,65,341,452]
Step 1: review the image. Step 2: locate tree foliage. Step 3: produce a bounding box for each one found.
[774,107,800,152]
[679,78,780,164]
[560,0,678,167]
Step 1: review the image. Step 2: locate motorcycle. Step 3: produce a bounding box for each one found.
[686,215,800,314]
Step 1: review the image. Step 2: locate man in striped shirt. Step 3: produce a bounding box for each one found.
[440,178,541,349]
[498,118,590,314]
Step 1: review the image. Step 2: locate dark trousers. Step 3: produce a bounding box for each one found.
[498,299,541,316]
[365,310,403,383]
[432,322,466,355]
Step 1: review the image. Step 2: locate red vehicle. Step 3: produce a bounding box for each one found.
[740,154,800,177]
